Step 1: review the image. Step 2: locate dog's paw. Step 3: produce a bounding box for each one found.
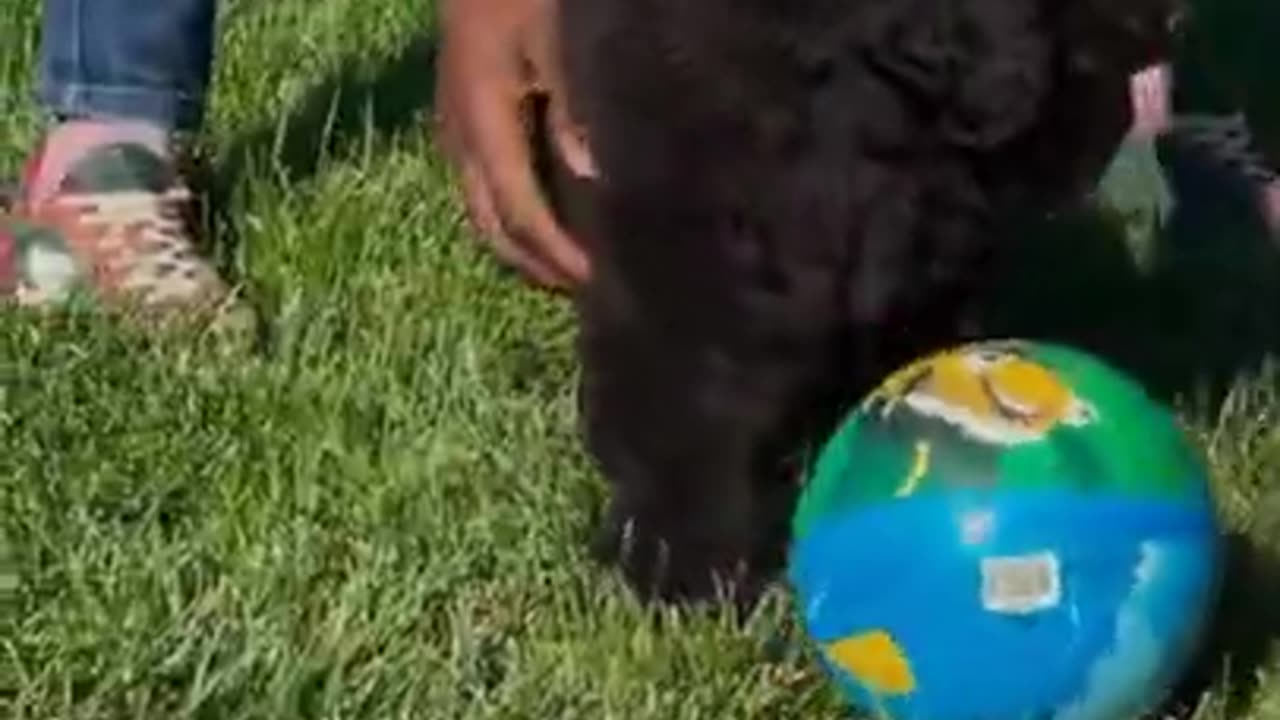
[590,506,769,611]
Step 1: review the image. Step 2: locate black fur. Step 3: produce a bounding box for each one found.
[556,0,1181,607]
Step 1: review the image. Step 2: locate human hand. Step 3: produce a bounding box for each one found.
[1128,63,1172,140]
[435,0,595,290]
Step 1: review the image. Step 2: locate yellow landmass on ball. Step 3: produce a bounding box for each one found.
[826,630,917,695]
[864,342,1096,445]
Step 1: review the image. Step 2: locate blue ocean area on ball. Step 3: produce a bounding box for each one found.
[788,489,1223,720]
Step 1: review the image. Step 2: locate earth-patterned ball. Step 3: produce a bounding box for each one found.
[787,340,1223,720]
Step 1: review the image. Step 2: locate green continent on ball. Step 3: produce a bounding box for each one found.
[793,340,1208,539]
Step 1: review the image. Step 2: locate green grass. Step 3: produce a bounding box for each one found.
[2,1,1279,718]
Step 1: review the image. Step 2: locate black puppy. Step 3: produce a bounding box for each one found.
[552,0,1182,607]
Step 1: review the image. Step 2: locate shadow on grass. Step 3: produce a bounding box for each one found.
[196,34,438,347]
[216,33,438,188]
[1163,533,1280,717]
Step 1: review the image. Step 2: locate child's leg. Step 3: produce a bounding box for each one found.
[1,0,250,331]
[38,0,218,132]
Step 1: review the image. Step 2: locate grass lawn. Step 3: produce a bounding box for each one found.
[2,0,1279,718]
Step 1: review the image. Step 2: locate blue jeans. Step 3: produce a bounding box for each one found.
[38,0,217,131]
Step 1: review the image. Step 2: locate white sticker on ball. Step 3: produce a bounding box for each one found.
[981,551,1061,615]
